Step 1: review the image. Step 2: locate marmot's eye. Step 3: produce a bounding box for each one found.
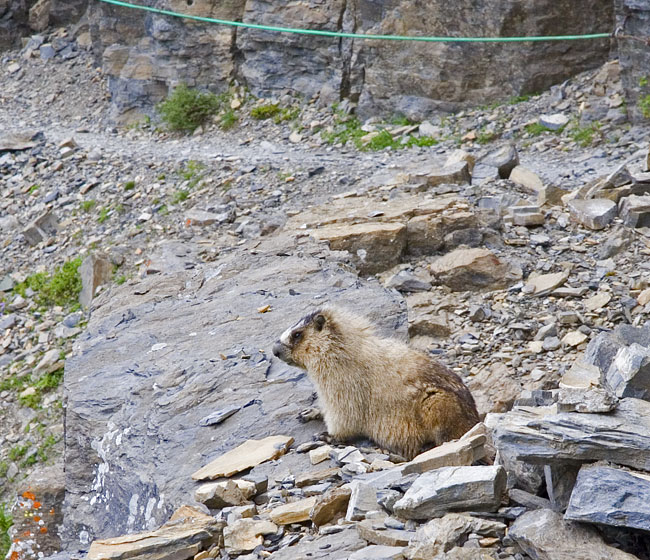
[292,331,303,343]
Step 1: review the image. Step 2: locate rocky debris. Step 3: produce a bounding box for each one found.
[310,485,351,526]
[268,496,318,524]
[557,386,618,413]
[568,198,618,230]
[429,248,521,291]
[347,481,381,521]
[523,269,569,296]
[509,166,545,203]
[539,113,569,131]
[192,436,294,481]
[565,463,650,531]
[393,465,506,519]
[0,130,42,151]
[508,509,638,560]
[85,505,222,560]
[356,519,412,547]
[267,525,365,559]
[349,544,405,560]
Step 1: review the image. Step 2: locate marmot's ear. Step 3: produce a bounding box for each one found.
[314,314,326,331]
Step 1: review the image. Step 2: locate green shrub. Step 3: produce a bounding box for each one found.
[220,109,238,130]
[14,258,82,309]
[80,200,96,213]
[158,84,221,132]
[639,94,650,119]
[124,180,136,191]
[570,122,601,147]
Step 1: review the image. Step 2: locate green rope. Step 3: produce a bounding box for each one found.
[98,0,612,43]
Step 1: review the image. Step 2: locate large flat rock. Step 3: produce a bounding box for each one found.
[489,398,650,470]
[63,241,405,550]
[565,464,650,531]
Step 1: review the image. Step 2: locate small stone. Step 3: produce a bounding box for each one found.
[33,348,63,377]
[561,331,588,347]
[22,210,58,246]
[356,520,412,547]
[401,431,486,475]
[346,481,379,521]
[199,405,241,426]
[524,270,569,296]
[223,518,278,553]
[538,113,569,130]
[568,199,617,230]
[289,131,302,143]
[269,496,317,524]
[481,144,519,179]
[619,194,650,228]
[195,479,248,509]
[510,166,544,197]
[309,445,333,465]
[445,149,475,174]
[295,467,339,488]
[385,270,431,293]
[192,435,293,480]
[584,291,611,311]
[185,210,219,226]
[638,288,650,307]
[510,206,545,227]
[310,486,352,526]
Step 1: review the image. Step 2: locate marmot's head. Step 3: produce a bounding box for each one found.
[272,308,331,370]
[272,306,375,371]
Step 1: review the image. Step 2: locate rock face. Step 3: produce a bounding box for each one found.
[62,242,405,549]
[87,0,613,121]
[616,0,650,123]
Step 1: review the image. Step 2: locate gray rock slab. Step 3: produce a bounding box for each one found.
[63,242,405,549]
[556,386,618,413]
[22,209,58,246]
[568,198,617,230]
[490,398,650,470]
[393,465,506,520]
[481,144,519,179]
[346,480,380,521]
[508,509,637,560]
[565,464,650,531]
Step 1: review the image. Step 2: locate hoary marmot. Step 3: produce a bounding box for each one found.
[272,306,479,460]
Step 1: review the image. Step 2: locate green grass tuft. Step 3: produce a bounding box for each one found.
[0,503,12,558]
[251,103,281,120]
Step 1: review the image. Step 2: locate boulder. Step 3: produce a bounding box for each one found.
[393,465,506,519]
[429,248,521,291]
[568,198,618,230]
[63,242,405,548]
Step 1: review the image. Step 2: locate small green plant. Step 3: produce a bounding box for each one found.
[363,130,398,151]
[115,275,127,285]
[251,103,281,120]
[390,115,414,126]
[172,190,189,204]
[220,109,238,130]
[157,205,169,216]
[524,122,551,135]
[570,122,602,147]
[405,135,438,148]
[98,206,111,224]
[158,84,221,132]
[639,76,648,87]
[19,392,41,409]
[9,444,29,461]
[273,106,300,124]
[639,94,650,119]
[0,461,8,478]
[124,180,136,191]
[322,116,365,146]
[508,94,533,105]
[0,503,12,559]
[35,368,64,392]
[14,257,82,309]
[28,184,39,194]
[476,130,497,144]
[80,200,96,213]
[37,435,58,463]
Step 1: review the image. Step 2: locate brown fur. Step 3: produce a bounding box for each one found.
[272,306,479,460]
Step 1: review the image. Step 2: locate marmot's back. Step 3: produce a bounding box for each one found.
[272,306,479,459]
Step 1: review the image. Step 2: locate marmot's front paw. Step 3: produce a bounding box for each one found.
[298,407,323,423]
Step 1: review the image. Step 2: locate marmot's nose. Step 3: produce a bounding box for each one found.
[272,341,283,358]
